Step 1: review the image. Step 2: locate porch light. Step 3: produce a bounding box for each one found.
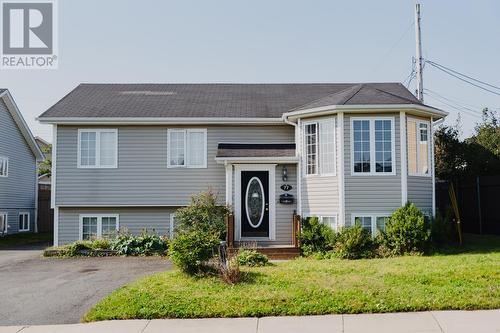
[282,166,288,182]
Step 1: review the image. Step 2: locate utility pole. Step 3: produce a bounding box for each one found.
[415,3,424,102]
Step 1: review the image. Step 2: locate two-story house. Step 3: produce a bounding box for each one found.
[37,83,447,247]
[1,89,44,236]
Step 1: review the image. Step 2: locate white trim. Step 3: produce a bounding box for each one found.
[225,164,233,206]
[431,117,436,217]
[215,156,298,164]
[407,117,432,177]
[337,112,345,226]
[0,90,44,160]
[51,125,57,208]
[0,212,8,234]
[234,164,276,241]
[78,214,120,240]
[167,128,207,168]
[351,213,392,237]
[77,129,118,169]
[53,206,59,246]
[169,213,176,240]
[0,156,8,177]
[350,116,396,176]
[400,111,408,204]
[35,162,39,233]
[297,118,302,216]
[18,212,30,232]
[37,117,285,125]
[284,104,448,120]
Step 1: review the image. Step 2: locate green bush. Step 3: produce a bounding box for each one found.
[237,250,269,267]
[45,239,113,257]
[169,190,230,274]
[110,230,168,256]
[174,189,231,239]
[384,202,431,255]
[168,229,220,274]
[298,216,336,256]
[331,225,374,259]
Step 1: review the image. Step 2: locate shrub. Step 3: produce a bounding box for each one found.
[298,216,336,256]
[219,257,242,284]
[168,229,220,274]
[384,202,431,255]
[174,189,231,239]
[331,225,374,259]
[110,230,168,256]
[237,250,269,267]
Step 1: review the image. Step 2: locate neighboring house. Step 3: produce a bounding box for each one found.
[0,89,45,236]
[37,83,447,246]
[36,136,52,187]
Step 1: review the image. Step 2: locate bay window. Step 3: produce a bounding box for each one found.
[353,214,390,237]
[167,129,207,168]
[303,119,336,176]
[352,117,395,175]
[78,129,117,168]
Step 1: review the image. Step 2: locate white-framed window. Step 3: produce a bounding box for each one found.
[78,129,118,168]
[303,118,336,176]
[351,117,395,175]
[18,212,29,232]
[0,156,8,177]
[304,214,339,232]
[79,214,119,240]
[169,213,177,239]
[0,212,7,234]
[352,214,391,237]
[167,129,207,168]
[407,118,431,176]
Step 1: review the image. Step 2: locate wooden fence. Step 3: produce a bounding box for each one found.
[436,175,500,235]
[37,187,53,233]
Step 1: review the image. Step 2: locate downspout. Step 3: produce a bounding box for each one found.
[282,115,301,216]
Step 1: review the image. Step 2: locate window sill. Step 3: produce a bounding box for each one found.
[408,173,432,178]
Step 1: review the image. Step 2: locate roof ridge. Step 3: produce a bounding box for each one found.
[339,83,364,105]
[372,86,422,105]
[287,84,360,112]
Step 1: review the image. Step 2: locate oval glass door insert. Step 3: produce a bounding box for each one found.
[245,177,265,228]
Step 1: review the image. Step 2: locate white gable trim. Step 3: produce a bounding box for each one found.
[0,90,44,160]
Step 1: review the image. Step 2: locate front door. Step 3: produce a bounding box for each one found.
[241,170,269,238]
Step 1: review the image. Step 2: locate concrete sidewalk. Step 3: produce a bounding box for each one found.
[1,310,499,333]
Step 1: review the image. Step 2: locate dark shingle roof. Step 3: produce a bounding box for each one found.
[217,143,295,158]
[38,83,423,119]
[0,89,7,94]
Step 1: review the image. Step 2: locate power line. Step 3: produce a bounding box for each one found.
[372,21,414,73]
[424,88,483,114]
[424,93,482,119]
[425,61,500,97]
[426,60,500,91]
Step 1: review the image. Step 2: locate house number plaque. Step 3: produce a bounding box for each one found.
[280,184,292,191]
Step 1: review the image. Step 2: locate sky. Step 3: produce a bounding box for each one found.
[1,0,499,142]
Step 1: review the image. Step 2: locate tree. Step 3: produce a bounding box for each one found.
[38,144,52,176]
[434,123,466,181]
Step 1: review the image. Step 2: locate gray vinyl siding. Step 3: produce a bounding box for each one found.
[55,125,294,206]
[344,113,402,225]
[408,176,432,214]
[57,207,176,245]
[300,116,340,216]
[232,164,297,246]
[0,100,37,234]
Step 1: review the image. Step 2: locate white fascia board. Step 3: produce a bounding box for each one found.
[36,117,285,125]
[0,90,45,160]
[214,156,299,164]
[283,104,448,121]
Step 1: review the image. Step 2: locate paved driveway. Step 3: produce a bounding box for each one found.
[0,246,172,325]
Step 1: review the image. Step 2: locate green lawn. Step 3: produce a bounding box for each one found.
[84,234,500,322]
[0,232,52,248]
